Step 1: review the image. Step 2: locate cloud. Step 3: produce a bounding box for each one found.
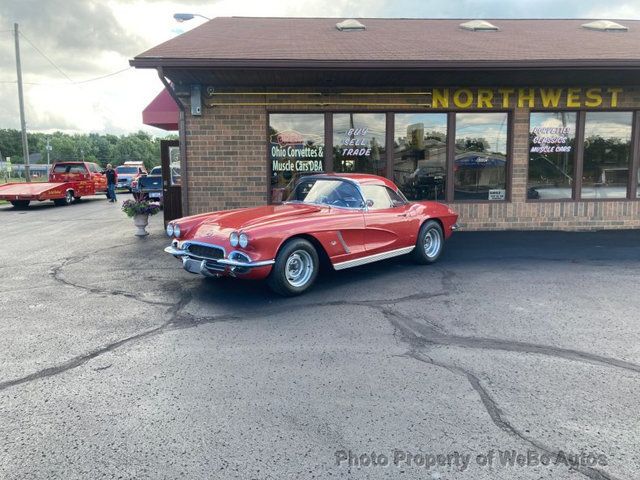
[0,0,637,135]
[0,0,145,57]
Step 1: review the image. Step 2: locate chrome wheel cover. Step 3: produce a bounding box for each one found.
[423,228,442,258]
[285,250,314,287]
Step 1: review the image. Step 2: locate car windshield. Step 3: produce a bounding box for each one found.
[150,167,162,175]
[116,167,138,174]
[287,178,364,208]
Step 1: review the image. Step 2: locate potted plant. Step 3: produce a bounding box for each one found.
[122,199,161,236]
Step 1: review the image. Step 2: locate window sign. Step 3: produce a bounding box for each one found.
[333,113,386,176]
[269,114,324,202]
[527,112,577,200]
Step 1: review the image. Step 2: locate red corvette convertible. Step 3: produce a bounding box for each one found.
[165,174,459,296]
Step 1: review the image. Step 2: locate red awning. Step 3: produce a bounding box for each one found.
[142,88,179,131]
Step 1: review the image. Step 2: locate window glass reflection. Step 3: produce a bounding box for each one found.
[393,113,447,201]
[581,112,632,199]
[269,114,325,203]
[454,113,508,201]
[527,112,576,200]
[333,114,386,176]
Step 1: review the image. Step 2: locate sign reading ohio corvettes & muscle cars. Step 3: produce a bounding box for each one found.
[270,130,324,173]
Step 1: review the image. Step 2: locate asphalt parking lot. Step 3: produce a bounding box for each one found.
[1,196,639,480]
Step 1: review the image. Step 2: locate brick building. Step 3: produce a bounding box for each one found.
[132,17,640,230]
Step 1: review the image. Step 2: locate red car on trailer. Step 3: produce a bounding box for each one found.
[165,173,459,296]
[0,161,107,208]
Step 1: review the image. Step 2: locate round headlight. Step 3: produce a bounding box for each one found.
[230,231,239,247]
[166,223,174,237]
[173,224,181,238]
[238,233,249,248]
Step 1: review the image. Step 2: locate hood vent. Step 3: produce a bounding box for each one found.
[581,20,628,31]
[336,19,366,31]
[460,20,499,31]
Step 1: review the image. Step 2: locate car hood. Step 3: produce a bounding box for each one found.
[191,203,323,238]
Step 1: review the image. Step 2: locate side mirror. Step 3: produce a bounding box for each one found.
[365,199,374,208]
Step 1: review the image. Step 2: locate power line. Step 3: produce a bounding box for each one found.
[18,31,74,83]
[0,67,132,86]
[73,67,132,84]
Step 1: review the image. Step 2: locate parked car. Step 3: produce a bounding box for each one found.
[131,165,180,203]
[132,168,163,203]
[116,164,146,191]
[165,173,459,296]
[0,161,107,208]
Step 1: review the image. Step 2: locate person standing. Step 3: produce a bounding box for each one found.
[103,164,118,202]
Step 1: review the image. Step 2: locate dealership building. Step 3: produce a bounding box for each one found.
[133,17,640,230]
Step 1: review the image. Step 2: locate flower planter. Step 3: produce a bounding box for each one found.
[133,213,149,237]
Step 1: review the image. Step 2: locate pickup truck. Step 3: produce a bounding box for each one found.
[131,166,163,203]
[0,161,107,208]
[131,165,180,204]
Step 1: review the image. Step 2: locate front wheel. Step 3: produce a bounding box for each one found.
[413,220,444,264]
[267,238,319,296]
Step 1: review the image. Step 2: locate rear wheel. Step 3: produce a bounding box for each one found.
[267,238,319,296]
[10,200,30,209]
[413,220,444,264]
[54,190,74,207]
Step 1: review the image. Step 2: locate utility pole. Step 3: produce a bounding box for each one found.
[14,23,30,182]
[46,138,52,170]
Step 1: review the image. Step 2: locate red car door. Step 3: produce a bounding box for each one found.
[361,185,420,253]
[88,163,107,192]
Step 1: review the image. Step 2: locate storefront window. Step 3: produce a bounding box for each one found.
[581,112,632,199]
[454,113,508,201]
[527,112,576,200]
[269,114,325,203]
[393,113,447,201]
[333,113,386,176]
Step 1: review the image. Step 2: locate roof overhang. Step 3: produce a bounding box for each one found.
[132,59,640,89]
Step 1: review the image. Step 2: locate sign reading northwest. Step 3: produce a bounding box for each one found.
[431,87,623,109]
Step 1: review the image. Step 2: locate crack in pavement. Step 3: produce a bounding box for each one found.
[3,251,636,480]
[47,242,176,308]
[385,308,640,374]
[407,351,620,480]
[0,290,195,394]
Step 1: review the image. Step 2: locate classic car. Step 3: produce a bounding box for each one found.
[165,173,459,296]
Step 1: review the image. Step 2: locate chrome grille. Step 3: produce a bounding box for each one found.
[185,243,224,260]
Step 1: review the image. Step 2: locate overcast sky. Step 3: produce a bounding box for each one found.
[1,0,639,136]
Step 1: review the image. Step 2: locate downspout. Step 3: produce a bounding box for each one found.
[157,67,189,216]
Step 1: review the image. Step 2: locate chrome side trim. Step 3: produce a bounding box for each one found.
[333,246,415,271]
[336,231,350,254]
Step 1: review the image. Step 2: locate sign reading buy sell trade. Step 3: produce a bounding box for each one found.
[431,87,623,109]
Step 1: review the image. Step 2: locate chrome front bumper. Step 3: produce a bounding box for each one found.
[164,244,275,277]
